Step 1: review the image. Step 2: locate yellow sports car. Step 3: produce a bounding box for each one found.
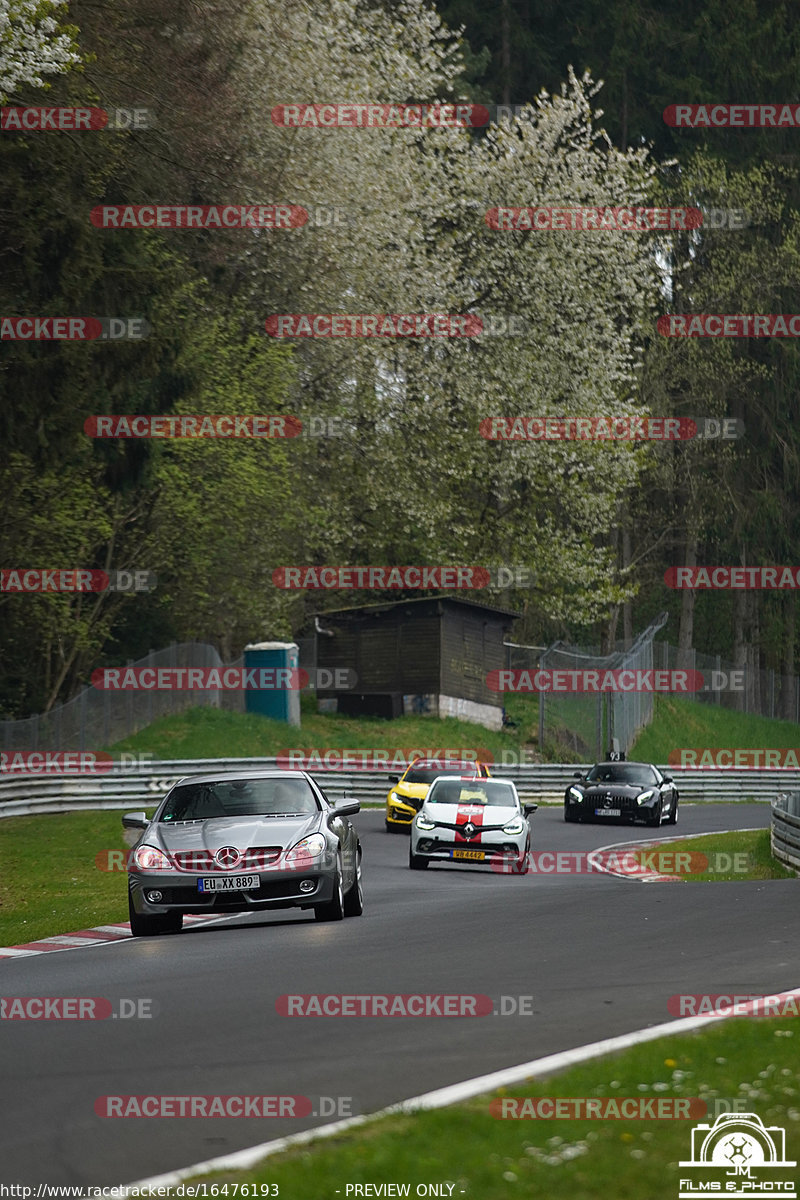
[385,758,492,832]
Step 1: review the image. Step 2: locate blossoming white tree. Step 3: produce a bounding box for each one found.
[0,0,80,101]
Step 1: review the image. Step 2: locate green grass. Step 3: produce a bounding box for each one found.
[164,1020,800,1200]
[107,694,541,763]
[642,828,796,880]
[103,692,800,769]
[631,696,800,764]
[0,810,151,945]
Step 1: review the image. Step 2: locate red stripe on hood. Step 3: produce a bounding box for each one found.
[455,805,484,844]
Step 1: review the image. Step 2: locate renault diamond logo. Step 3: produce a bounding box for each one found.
[462,822,477,839]
[214,845,241,869]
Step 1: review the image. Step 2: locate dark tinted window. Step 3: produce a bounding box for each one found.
[160,777,319,821]
[427,780,518,808]
[404,764,477,784]
[585,764,657,786]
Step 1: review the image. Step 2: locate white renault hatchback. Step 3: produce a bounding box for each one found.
[409,776,536,874]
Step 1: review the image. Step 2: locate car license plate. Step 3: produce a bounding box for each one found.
[595,808,621,817]
[452,849,486,861]
[198,874,259,892]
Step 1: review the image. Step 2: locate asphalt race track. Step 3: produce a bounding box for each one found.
[2,803,798,1186]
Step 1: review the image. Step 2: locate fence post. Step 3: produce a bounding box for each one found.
[79,688,87,752]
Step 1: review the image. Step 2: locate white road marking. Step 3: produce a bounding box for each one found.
[124,983,800,1190]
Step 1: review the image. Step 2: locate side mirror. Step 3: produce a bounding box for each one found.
[122,811,149,830]
[523,803,538,817]
[332,800,360,818]
[573,771,584,780]
[662,776,673,784]
[387,774,399,784]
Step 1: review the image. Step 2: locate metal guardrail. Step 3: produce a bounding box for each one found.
[0,759,795,819]
[772,793,800,873]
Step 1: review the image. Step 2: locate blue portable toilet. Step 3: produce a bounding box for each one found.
[243,641,301,726]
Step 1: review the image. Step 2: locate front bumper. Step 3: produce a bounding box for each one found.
[128,865,337,914]
[566,793,660,822]
[411,829,527,863]
[386,796,421,829]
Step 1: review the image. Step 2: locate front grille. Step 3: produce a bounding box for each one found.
[589,792,637,811]
[170,847,283,871]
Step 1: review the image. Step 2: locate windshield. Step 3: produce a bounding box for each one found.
[427,780,517,807]
[160,777,320,821]
[404,765,477,784]
[585,764,658,786]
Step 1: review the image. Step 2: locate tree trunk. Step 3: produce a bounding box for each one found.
[732,588,747,713]
[501,0,511,106]
[622,525,633,647]
[676,535,697,671]
[780,594,796,720]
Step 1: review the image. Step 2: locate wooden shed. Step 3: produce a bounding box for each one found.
[307,597,519,731]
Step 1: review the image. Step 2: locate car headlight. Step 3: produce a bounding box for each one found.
[389,791,403,806]
[503,817,525,835]
[636,789,656,805]
[415,815,436,831]
[567,786,583,801]
[284,833,326,865]
[133,844,172,871]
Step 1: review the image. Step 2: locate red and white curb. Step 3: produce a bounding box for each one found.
[0,915,222,960]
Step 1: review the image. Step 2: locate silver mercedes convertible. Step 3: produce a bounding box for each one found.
[122,770,362,935]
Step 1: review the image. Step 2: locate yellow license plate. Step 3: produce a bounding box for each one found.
[452,849,485,861]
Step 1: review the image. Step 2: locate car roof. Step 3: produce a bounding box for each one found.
[427,775,516,785]
[169,770,316,786]
[405,760,486,769]
[591,761,654,768]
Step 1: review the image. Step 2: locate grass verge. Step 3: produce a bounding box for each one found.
[106,697,540,762]
[631,696,800,764]
[161,1019,800,1200]
[0,810,149,945]
[641,828,795,881]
